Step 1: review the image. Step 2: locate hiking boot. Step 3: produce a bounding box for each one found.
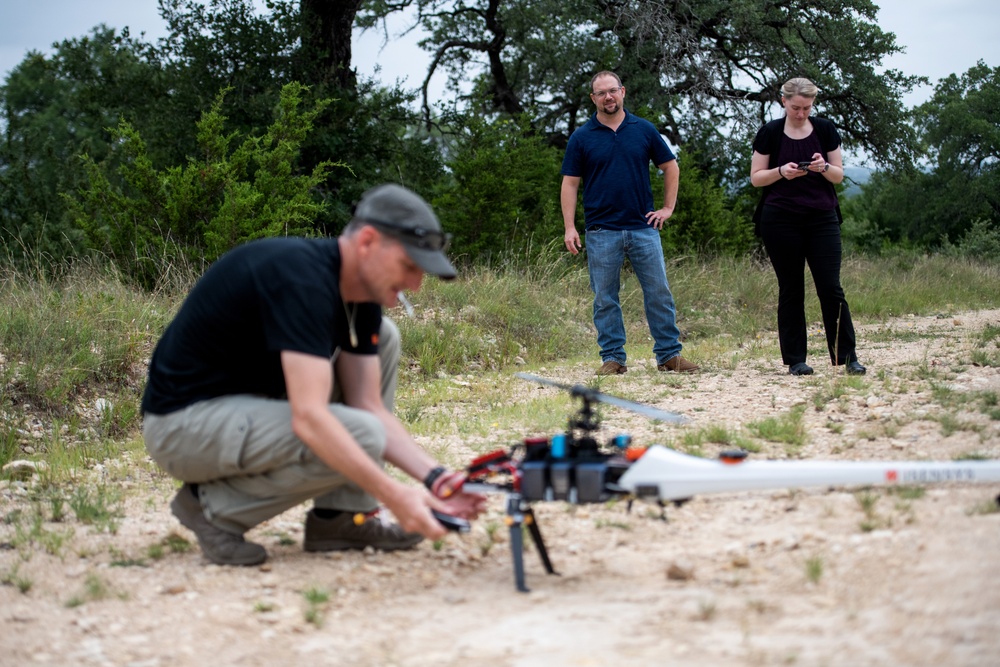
[789,362,814,376]
[304,509,424,552]
[657,356,699,373]
[596,360,627,376]
[170,484,267,566]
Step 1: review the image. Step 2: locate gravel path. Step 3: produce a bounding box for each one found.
[2,310,999,667]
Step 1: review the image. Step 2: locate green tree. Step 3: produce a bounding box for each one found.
[369,0,923,173]
[433,113,564,262]
[914,61,1000,240]
[150,0,446,230]
[148,0,301,165]
[1,0,448,266]
[67,83,342,288]
[850,63,999,249]
[665,151,752,256]
[0,27,163,262]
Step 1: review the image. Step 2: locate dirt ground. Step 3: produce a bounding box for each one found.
[2,310,1000,667]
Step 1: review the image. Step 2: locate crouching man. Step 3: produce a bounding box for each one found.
[142,184,484,565]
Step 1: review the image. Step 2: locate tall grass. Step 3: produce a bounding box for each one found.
[396,243,595,376]
[844,253,1000,318]
[2,250,999,471]
[1,258,179,473]
[0,260,172,416]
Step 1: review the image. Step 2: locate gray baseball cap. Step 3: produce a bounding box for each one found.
[353,183,457,280]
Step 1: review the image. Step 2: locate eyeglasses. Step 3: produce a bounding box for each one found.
[365,219,452,252]
[591,87,621,98]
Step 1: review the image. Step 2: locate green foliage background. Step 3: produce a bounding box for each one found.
[66,83,341,288]
[0,0,996,277]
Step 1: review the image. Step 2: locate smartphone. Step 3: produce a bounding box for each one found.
[797,161,812,170]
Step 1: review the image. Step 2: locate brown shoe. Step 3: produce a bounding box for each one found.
[170,484,267,566]
[304,509,424,552]
[596,360,627,376]
[657,355,699,373]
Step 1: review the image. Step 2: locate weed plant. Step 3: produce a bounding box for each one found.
[302,586,331,627]
[805,556,824,584]
[971,325,1000,368]
[65,573,117,607]
[746,405,808,454]
[1,565,33,593]
[68,485,124,533]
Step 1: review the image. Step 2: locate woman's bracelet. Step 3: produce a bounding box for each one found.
[777,165,784,179]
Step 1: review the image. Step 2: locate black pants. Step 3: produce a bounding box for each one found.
[760,205,857,366]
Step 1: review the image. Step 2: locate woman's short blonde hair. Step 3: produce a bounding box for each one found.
[781,77,819,100]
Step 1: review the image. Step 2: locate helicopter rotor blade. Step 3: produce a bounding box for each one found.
[515,372,689,424]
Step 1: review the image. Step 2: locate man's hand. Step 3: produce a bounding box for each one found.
[644,206,674,230]
[564,227,582,255]
[383,484,449,540]
[429,470,487,520]
[436,491,487,520]
[560,175,583,255]
[384,479,485,539]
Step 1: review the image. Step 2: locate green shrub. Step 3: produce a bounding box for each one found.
[434,114,564,264]
[67,82,344,289]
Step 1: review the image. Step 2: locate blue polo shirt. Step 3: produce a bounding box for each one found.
[561,110,676,231]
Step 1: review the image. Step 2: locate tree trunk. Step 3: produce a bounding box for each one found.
[300,0,363,91]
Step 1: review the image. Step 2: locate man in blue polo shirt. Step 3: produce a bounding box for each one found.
[561,71,698,376]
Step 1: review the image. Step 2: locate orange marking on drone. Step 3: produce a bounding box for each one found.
[624,447,647,462]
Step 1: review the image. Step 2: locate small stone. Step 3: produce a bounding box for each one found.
[865,395,886,408]
[2,460,46,480]
[667,561,695,581]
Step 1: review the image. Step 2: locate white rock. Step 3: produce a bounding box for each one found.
[2,459,46,480]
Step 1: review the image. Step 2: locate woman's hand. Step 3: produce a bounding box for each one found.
[801,153,825,172]
[780,161,810,179]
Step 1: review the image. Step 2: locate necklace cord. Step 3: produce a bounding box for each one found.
[344,301,358,348]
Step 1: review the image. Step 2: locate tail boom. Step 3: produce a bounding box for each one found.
[618,446,1000,501]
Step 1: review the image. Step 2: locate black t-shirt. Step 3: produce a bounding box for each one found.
[761,130,839,212]
[751,116,843,231]
[141,237,382,415]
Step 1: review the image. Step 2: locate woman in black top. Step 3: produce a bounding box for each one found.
[750,77,866,376]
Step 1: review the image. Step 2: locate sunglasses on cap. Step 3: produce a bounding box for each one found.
[364,218,452,252]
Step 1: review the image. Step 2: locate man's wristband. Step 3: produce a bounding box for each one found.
[423,466,448,491]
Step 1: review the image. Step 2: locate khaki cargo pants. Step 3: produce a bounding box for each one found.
[143,319,401,534]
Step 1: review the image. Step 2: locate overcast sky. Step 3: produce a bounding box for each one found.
[1,0,998,109]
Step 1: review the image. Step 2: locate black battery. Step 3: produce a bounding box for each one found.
[520,461,547,501]
[575,462,608,503]
[549,462,573,501]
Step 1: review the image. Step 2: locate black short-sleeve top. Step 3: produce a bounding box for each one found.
[141,237,381,415]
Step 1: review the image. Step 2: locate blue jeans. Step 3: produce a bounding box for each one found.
[585,226,682,365]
